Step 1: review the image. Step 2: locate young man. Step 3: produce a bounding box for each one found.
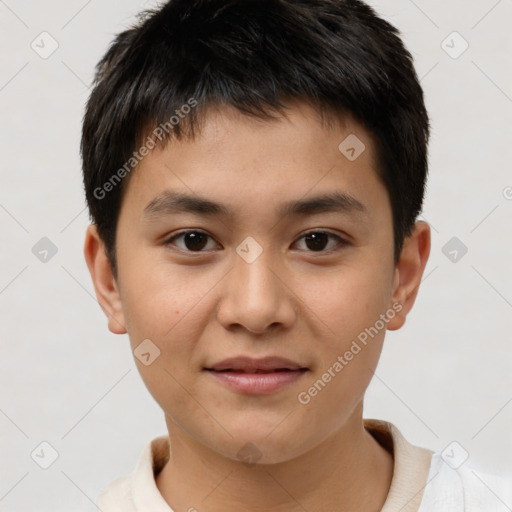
[82,0,511,510]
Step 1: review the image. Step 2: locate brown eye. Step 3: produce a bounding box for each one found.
[165,230,218,252]
[304,232,329,251]
[182,232,208,251]
[294,231,345,253]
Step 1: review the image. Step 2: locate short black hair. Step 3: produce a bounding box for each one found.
[81,0,429,277]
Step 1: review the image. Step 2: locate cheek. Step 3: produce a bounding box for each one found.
[299,260,392,406]
[119,256,209,341]
[297,288,389,436]
[118,261,219,395]
[307,262,393,344]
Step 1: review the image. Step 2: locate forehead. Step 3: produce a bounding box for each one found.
[121,101,388,224]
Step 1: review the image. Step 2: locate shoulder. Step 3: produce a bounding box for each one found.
[97,475,136,512]
[419,453,512,512]
[96,435,171,511]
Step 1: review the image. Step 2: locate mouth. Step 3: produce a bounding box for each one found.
[204,355,308,373]
[203,356,309,394]
[207,368,304,373]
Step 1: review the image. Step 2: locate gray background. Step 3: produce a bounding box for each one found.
[1,0,511,510]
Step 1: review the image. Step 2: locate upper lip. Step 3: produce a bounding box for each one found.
[205,356,308,372]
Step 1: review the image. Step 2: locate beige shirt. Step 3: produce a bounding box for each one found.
[98,419,512,511]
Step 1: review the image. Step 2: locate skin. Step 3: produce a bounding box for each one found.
[85,101,430,512]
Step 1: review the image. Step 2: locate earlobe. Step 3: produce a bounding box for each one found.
[387,221,431,331]
[83,224,127,335]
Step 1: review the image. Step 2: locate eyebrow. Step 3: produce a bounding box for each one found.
[143,190,367,220]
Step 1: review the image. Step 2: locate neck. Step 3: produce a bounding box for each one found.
[156,407,394,511]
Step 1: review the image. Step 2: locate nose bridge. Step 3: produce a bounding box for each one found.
[234,239,280,306]
[217,238,295,333]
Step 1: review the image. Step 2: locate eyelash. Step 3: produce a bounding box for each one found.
[163,229,348,254]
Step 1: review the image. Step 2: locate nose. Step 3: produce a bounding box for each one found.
[216,247,297,335]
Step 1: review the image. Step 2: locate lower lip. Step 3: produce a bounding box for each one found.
[205,369,308,395]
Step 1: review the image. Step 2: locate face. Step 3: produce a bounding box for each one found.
[87,102,424,464]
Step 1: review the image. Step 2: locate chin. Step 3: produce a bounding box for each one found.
[217,427,314,466]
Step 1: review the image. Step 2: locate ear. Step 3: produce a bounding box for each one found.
[386,221,431,331]
[83,224,127,335]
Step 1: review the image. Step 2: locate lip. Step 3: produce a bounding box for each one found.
[204,356,309,395]
[205,356,307,372]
